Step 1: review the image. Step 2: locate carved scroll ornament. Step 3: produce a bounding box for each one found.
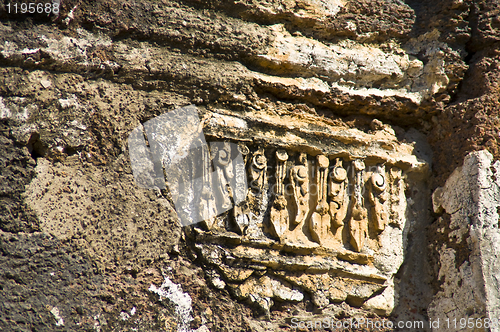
[369,165,389,232]
[291,153,309,227]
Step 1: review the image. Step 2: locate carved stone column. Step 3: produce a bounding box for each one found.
[233,144,250,234]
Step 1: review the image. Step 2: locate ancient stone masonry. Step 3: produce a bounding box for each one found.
[190,145,406,256]
[130,105,429,316]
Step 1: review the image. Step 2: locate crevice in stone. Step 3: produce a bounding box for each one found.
[447,3,476,105]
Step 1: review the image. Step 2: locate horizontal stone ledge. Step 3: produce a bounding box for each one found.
[199,107,428,172]
[192,228,374,265]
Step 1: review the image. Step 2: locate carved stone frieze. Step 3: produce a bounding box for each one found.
[156,107,429,316]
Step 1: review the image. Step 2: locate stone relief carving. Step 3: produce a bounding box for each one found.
[270,149,289,240]
[328,158,348,243]
[291,152,309,227]
[246,147,268,237]
[249,147,267,194]
[349,159,369,252]
[310,155,331,246]
[180,142,418,316]
[211,141,234,211]
[200,144,217,230]
[129,107,428,317]
[154,108,429,318]
[369,164,389,232]
[389,167,404,226]
[185,146,417,313]
[233,144,250,234]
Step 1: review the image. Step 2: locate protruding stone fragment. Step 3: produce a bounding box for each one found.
[232,275,303,315]
[218,264,254,282]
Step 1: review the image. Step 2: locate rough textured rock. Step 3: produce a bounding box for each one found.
[0,122,38,232]
[431,150,500,332]
[1,0,500,331]
[429,0,500,187]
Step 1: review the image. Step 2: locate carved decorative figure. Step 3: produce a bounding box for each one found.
[310,155,331,245]
[291,153,309,226]
[233,144,250,234]
[389,167,403,225]
[167,107,427,317]
[212,142,234,211]
[349,160,368,252]
[238,144,250,161]
[245,147,269,237]
[369,165,389,232]
[328,158,348,242]
[200,143,217,230]
[270,150,289,239]
[249,147,267,194]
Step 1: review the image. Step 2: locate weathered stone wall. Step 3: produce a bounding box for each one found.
[431,150,500,332]
[0,0,499,331]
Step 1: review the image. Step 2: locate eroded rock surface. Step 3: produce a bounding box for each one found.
[430,150,500,332]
